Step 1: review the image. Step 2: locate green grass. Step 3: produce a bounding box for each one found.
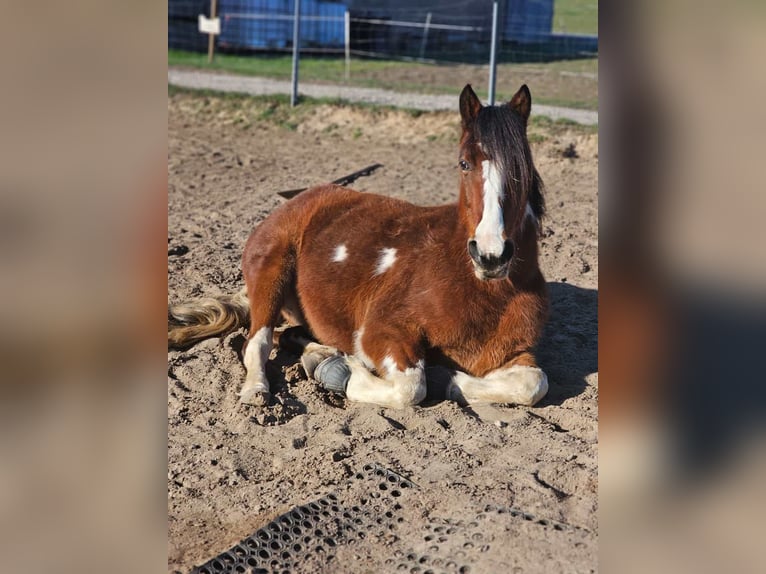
[169,50,398,82]
[553,0,598,35]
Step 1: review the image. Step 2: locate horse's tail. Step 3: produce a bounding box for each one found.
[168,288,250,349]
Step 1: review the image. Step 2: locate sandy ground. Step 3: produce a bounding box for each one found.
[168,92,598,573]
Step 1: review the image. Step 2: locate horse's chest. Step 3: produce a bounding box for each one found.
[425,290,510,348]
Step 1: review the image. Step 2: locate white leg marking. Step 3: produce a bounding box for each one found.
[332,244,348,262]
[345,357,426,409]
[240,326,273,402]
[448,365,548,406]
[352,328,376,370]
[381,355,398,376]
[475,160,506,256]
[374,247,397,276]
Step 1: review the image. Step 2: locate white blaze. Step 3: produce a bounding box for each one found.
[374,247,397,275]
[475,160,506,256]
[332,244,348,262]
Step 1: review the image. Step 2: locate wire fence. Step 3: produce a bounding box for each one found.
[168,0,598,109]
[171,0,596,61]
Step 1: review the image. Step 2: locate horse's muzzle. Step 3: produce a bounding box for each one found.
[468,239,514,279]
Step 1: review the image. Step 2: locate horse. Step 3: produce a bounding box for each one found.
[168,84,549,410]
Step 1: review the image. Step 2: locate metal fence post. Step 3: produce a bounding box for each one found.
[291,0,301,106]
[488,1,499,106]
[344,10,351,82]
[419,12,432,61]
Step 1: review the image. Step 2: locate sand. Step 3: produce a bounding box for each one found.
[168,92,598,573]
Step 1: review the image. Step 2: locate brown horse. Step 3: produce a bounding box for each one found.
[169,84,549,409]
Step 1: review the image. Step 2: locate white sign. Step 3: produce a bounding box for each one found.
[198,15,220,35]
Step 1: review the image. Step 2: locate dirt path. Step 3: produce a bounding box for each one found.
[168,92,598,573]
[168,68,599,125]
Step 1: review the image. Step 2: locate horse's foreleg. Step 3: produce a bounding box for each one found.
[342,355,426,409]
[304,336,426,409]
[430,354,548,407]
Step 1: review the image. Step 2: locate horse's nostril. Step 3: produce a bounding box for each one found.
[500,240,514,263]
[468,238,513,272]
[467,239,479,261]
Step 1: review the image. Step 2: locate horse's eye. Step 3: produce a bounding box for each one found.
[459,159,471,171]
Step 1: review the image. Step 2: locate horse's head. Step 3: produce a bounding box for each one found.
[457,84,543,280]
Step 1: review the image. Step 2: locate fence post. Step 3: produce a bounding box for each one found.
[419,12,432,61]
[290,0,302,106]
[488,1,499,105]
[344,10,351,82]
[207,0,218,64]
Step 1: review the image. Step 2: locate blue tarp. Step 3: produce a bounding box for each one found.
[218,0,346,50]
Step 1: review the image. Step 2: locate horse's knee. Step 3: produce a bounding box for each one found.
[390,367,427,407]
[446,364,548,406]
[336,356,426,409]
[394,377,427,407]
[505,365,548,406]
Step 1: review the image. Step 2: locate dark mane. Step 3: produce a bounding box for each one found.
[475,106,545,220]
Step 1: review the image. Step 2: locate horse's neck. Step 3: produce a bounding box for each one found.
[507,219,541,286]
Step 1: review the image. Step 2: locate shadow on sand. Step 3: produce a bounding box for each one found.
[536,282,598,406]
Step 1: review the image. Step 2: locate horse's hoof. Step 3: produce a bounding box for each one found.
[301,343,340,378]
[314,355,351,395]
[239,387,270,406]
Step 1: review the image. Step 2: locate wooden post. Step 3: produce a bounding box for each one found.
[207,0,218,64]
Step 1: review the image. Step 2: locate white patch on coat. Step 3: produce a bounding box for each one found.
[474,160,506,256]
[332,244,348,262]
[352,328,376,370]
[374,247,397,275]
[382,355,398,376]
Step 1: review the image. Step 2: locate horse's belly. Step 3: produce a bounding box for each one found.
[294,262,357,353]
[293,218,378,352]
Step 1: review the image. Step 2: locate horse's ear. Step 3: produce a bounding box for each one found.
[460,84,482,128]
[509,84,532,122]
